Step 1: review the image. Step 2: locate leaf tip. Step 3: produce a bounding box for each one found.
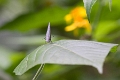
[13,70,21,75]
[93,64,103,74]
[110,44,119,53]
[97,67,103,74]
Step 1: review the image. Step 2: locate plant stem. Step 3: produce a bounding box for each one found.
[32,64,45,80]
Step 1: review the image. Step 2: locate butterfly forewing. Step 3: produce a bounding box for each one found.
[45,22,51,43]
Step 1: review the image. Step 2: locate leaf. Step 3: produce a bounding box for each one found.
[109,0,112,11]
[0,46,12,69]
[0,7,69,32]
[4,35,64,45]
[93,21,120,42]
[14,40,118,75]
[0,0,30,26]
[83,0,97,21]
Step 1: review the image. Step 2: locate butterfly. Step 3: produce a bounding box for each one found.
[45,22,52,43]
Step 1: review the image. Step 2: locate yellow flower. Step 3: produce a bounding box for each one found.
[65,24,76,31]
[65,19,91,32]
[64,14,72,23]
[71,7,87,20]
[64,6,91,36]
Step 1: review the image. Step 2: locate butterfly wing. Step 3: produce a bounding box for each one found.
[45,22,51,43]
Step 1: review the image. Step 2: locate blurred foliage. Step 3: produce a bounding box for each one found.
[0,6,69,32]
[0,0,120,80]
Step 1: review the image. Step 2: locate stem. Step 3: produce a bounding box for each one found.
[32,64,45,80]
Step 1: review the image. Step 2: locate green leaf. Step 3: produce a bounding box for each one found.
[93,21,120,42]
[14,40,118,75]
[83,0,97,21]
[0,7,69,32]
[109,0,112,11]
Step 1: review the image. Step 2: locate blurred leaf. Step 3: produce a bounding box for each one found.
[109,0,112,11]
[0,0,6,5]
[0,0,30,26]
[0,46,12,69]
[5,35,64,46]
[93,21,120,42]
[83,0,97,21]
[0,6,69,32]
[0,46,25,71]
[14,40,118,75]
